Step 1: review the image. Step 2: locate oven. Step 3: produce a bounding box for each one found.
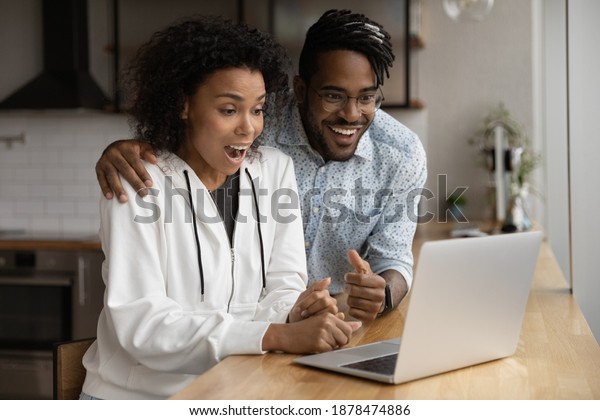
[0,248,104,399]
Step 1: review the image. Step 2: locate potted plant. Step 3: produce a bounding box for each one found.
[469,103,541,230]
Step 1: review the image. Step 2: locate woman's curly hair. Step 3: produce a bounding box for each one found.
[124,15,291,154]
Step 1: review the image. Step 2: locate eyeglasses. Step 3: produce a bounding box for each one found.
[310,87,384,114]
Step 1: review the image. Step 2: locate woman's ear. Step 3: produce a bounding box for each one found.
[293,76,306,104]
[181,99,189,120]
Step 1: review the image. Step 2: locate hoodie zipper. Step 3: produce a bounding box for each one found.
[227,246,236,312]
[184,166,265,311]
[210,184,238,314]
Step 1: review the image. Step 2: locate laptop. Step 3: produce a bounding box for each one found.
[294,231,543,384]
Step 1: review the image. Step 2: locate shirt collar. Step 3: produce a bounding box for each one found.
[353,127,374,161]
[278,104,374,161]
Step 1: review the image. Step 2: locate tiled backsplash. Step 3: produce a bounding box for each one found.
[0,109,428,235]
[0,111,132,234]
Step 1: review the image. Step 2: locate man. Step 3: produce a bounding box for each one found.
[95,10,427,322]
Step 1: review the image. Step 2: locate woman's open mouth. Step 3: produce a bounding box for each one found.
[224,144,249,162]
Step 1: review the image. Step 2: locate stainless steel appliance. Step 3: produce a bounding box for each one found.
[0,245,104,399]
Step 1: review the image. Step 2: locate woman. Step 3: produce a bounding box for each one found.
[81,16,360,400]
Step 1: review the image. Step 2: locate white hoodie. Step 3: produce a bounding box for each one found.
[82,147,307,399]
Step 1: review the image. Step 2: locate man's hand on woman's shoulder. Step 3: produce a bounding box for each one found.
[95,139,157,202]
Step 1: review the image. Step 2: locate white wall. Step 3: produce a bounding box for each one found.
[567,0,600,344]
[540,0,571,281]
[418,0,534,221]
[542,0,600,344]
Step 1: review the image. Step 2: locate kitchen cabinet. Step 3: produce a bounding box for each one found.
[0,0,44,103]
[114,0,416,109]
[1,0,415,110]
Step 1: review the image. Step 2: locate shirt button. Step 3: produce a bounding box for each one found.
[312,207,319,214]
[319,166,326,173]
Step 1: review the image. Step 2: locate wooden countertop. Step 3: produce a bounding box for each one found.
[0,233,101,251]
[171,223,600,400]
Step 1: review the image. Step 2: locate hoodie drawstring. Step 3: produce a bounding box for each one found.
[183,168,267,301]
[184,170,205,302]
[245,168,267,295]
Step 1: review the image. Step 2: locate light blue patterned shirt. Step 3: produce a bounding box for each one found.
[262,101,427,294]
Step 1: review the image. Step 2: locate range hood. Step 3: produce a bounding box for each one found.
[0,0,110,110]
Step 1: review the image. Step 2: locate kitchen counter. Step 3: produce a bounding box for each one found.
[0,230,101,251]
[171,223,600,400]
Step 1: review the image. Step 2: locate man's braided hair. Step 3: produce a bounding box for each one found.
[298,9,394,86]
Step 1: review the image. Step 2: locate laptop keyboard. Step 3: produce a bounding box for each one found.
[341,353,398,376]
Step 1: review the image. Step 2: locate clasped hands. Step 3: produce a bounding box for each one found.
[281,250,386,354]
